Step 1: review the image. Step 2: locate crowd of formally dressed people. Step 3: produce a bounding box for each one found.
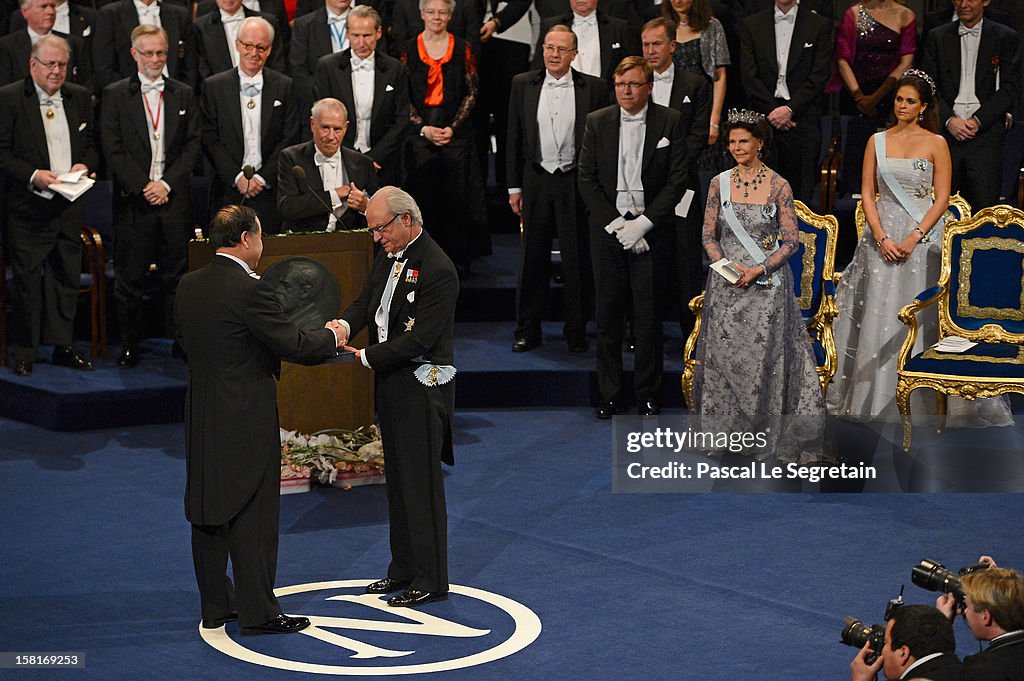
[0,0,1021,434]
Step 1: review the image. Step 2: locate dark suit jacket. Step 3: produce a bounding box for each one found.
[577,101,686,238]
[195,0,290,48]
[962,631,1024,681]
[532,10,637,78]
[739,5,833,120]
[922,7,1015,39]
[289,6,338,108]
[505,67,608,189]
[0,29,92,89]
[277,140,380,231]
[8,4,94,39]
[0,77,97,218]
[312,48,410,166]
[200,67,298,195]
[389,0,519,52]
[175,255,338,526]
[902,652,962,681]
[186,8,286,88]
[100,75,199,198]
[739,0,837,25]
[662,66,711,187]
[92,0,191,92]
[921,18,1021,134]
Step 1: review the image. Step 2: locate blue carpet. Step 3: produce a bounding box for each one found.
[2,410,1022,679]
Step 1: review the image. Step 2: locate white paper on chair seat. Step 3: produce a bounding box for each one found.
[932,336,977,353]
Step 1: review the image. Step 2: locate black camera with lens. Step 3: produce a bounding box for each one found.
[840,591,904,664]
[911,558,989,608]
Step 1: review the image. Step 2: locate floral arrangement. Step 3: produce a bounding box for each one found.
[280,425,385,487]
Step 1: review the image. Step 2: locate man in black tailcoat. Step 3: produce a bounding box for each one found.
[0,34,97,376]
[92,0,191,93]
[336,185,458,608]
[506,24,608,354]
[101,24,199,369]
[175,204,344,636]
[201,16,296,232]
[186,0,285,88]
[578,56,686,419]
[277,97,379,231]
[532,0,637,79]
[313,4,409,186]
[0,0,91,87]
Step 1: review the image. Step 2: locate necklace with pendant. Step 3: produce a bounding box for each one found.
[732,164,766,198]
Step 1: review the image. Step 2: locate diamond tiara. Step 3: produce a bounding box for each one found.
[726,108,766,125]
[901,69,937,96]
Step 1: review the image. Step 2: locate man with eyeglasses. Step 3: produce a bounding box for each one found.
[578,56,686,418]
[0,34,97,376]
[506,24,608,354]
[201,16,296,234]
[277,97,379,231]
[532,0,636,79]
[333,186,458,608]
[92,0,191,93]
[0,0,92,88]
[186,0,285,89]
[100,24,199,369]
[313,5,409,187]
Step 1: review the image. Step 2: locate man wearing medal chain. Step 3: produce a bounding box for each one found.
[100,24,200,369]
[0,34,97,376]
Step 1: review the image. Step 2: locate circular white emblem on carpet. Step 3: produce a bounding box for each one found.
[199,579,542,675]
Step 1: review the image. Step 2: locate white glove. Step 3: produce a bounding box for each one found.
[631,237,650,254]
[616,219,647,250]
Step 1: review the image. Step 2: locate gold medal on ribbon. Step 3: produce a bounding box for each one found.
[247,99,255,110]
[45,107,54,119]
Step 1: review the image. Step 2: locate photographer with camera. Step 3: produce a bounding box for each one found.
[850,605,962,681]
[935,565,1024,681]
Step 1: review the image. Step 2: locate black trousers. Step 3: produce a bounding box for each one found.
[771,107,821,204]
[7,205,83,362]
[516,164,592,341]
[948,122,1006,210]
[671,211,702,338]
[190,456,282,627]
[592,228,664,403]
[474,38,530,188]
[113,190,191,346]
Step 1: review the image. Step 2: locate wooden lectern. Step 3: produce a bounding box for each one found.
[188,231,376,433]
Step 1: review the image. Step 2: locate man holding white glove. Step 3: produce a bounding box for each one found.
[578,55,686,419]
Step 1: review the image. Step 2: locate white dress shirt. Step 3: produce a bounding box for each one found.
[134,0,161,27]
[315,148,349,231]
[773,3,797,100]
[216,252,260,278]
[237,68,267,187]
[616,104,647,218]
[537,70,576,173]
[36,84,72,178]
[652,66,674,107]
[954,19,983,121]
[242,0,261,10]
[54,2,71,35]
[27,26,45,46]
[350,53,375,153]
[572,12,601,78]
[138,74,166,184]
[327,8,349,53]
[220,8,245,68]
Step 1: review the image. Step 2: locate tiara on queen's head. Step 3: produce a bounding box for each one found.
[901,68,937,96]
[726,108,766,125]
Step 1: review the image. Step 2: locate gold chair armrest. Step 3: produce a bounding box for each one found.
[896,285,946,370]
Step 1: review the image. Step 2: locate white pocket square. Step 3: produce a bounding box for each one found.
[682,95,691,103]
[78,122,86,131]
[83,26,91,37]
[386,84,394,92]
[804,42,813,48]
[406,291,415,303]
[179,109,186,115]
[656,136,670,149]
[273,100,282,107]
[612,42,620,49]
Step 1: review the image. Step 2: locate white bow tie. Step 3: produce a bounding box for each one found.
[141,80,164,93]
[545,79,570,89]
[221,14,243,23]
[315,151,339,167]
[351,56,374,72]
[774,11,795,24]
[574,14,596,27]
[328,12,346,25]
[653,70,672,83]
[959,23,981,37]
[240,81,261,96]
[622,114,644,124]
[137,4,159,17]
[40,96,62,107]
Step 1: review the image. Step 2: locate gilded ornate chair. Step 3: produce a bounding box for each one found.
[682,200,839,408]
[855,193,972,238]
[895,205,1024,451]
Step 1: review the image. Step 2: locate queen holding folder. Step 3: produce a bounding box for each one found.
[693,109,825,461]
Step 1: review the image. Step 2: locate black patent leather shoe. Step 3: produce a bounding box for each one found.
[117,346,139,369]
[240,614,310,635]
[12,360,32,376]
[638,399,661,416]
[365,577,412,595]
[595,401,620,420]
[511,337,540,353]
[202,611,238,629]
[387,588,448,608]
[51,345,93,371]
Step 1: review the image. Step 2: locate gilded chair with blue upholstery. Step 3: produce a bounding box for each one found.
[895,205,1024,451]
[682,200,839,408]
[855,192,972,238]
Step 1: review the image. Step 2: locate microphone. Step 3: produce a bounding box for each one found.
[239,164,255,206]
[291,164,337,216]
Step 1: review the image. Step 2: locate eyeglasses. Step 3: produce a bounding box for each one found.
[34,58,68,71]
[422,8,450,16]
[542,44,576,55]
[135,49,167,58]
[370,213,401,234]
[237,40,271,54]
[614,81,649,90]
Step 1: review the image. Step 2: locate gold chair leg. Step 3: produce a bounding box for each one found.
[897,380,913,453]
[935,392,947,434]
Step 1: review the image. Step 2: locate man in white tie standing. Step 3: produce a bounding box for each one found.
[922,0,1020,209]
[186,0,286,88]
[93,0,191,92]
[578,56,686,418]
[202,16,297,233]
[101,24,201,369]
[0,0,92,88]
[506,24,608,354]
[739,0,832,202]
[291,0,357,133]
[533,0,636,79]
